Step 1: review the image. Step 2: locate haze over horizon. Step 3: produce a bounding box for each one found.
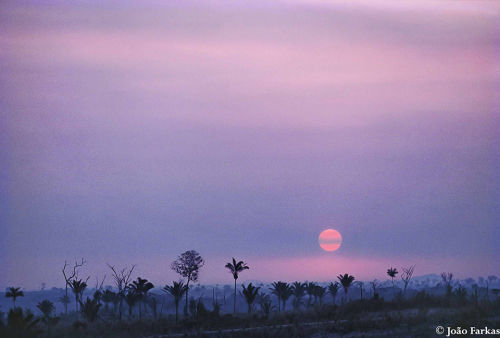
[1,0,499,289]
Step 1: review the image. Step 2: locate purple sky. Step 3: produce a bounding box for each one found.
[1,0,499,289]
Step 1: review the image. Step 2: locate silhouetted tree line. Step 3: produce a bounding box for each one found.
[2,253,499,338]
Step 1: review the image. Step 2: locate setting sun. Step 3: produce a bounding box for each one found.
[318,229,342,252]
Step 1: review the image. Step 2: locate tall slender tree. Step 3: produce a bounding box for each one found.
[62,259,86,315]
[171,251,205,315]
[225,258,249,315]
[370,280,379,299]
[337,274,355,301]
[162,281,188,323]
[5,287,24,309]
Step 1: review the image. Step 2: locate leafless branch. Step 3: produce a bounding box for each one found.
[107,263,136,293]
[62,258,86,285]
[95,275,106,291]
[401,265,416,295]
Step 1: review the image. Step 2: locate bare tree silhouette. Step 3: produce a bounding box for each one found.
[357,282,364,300]
[401,265,415,296]
[107,263,135,322]
[370,280,379,299]
[62,259,86,315]
[225,258,249,315]
[441,272,454,298]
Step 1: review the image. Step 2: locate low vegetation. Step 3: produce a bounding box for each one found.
[1,252,499,337]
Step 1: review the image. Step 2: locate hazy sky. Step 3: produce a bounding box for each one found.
[1,0,499,289]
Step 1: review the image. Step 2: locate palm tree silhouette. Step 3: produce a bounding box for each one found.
[5,287,24,309]
[131,277,154,321]
[327,282,340,304]
[79,297,102,322]
[225,258,249,315]
[282,284,293,311]
[261,301,276,315]
[291,282,306,300]
[101,289,114,312]
[314,285,327,306]
[37,299,57,335]
[305,282,317,306]
[291,282,306,311]
[162,281,188,323]
[3,307,42,337]
[36,300,55,319]
[387,267,398,295]
[69,279,87,320]
[337,274,355,301]
[59,295,71,310]
[124,290,140,318]
[239,283,260,314]
[291,296,303,310]
[270,281,291,312]
[93,290,102,305]
[255,292,271,312]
